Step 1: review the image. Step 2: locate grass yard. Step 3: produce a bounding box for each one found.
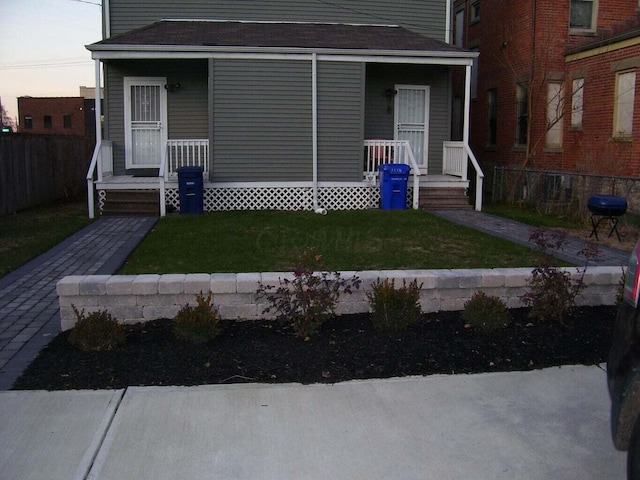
[118,209,552,274]
[0,198,92,278]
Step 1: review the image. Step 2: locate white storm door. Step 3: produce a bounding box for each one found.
[394,85,430,168]
[124,77,167,169]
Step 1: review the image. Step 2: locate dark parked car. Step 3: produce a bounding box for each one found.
[609,241,640,478]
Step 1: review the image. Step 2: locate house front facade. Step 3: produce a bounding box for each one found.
[454,0,640,180]
[86,0,481,217]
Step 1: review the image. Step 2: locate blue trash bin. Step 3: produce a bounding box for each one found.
[379,163,411,210]
[177,166,204,214]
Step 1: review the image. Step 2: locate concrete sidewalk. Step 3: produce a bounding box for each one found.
[0,366,626,479]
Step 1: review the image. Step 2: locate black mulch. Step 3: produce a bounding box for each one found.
[13,306,615,391]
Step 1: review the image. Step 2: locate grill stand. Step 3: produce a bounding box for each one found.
[589,214,622,241]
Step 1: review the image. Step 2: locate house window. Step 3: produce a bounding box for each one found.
[455,9,464,48]
[44,115,52,129]
[571,78,584,129]
[516,85,528,145]
[471,1,480,23]
[570,0,597,32]
[63,115,72,129]
[614,70,636,139]
[546,82,564,148]
[24,116,33,129]
[487,88,497,146]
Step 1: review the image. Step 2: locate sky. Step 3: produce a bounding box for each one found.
[0,0,102,124]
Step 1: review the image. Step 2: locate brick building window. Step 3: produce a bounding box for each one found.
[487,88,497,146]
[471,1,480,23]
[614,70,636,139]
[44,115,52,129]
[570,0,597,33]
[545,82,564,148]
[571,78,584,129]
[516,85,528,145]
[23,116,33,129]
[63,115,72,129]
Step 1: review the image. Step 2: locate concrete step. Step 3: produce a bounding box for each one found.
[102,190,160,216]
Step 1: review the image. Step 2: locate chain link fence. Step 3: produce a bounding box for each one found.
[492,167,640,224]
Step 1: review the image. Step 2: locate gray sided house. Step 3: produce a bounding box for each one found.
[86,0,480,217]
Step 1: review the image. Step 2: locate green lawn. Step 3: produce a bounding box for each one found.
[118,209,551,274]
[0,198,92,278]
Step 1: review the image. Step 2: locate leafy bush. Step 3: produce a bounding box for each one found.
[462,291,509,333]
[366,278,422,332]
[520,228,599,323]
[68,306,126,352]
[256,248,361,339]
[173,292,221,344]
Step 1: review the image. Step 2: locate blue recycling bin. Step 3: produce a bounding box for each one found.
[379,163,411,210]
[177,166,204,214]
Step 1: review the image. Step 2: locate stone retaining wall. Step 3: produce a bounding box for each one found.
[57,267,624,331]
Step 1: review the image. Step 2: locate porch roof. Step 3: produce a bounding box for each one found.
[87,20,476,64]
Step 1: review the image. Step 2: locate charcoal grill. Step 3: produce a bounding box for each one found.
[587,194,627,241]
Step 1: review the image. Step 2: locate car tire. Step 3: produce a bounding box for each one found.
[629,416,640,479]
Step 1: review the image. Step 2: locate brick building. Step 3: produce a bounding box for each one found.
[453,0,640,178]
[17,97,87,135]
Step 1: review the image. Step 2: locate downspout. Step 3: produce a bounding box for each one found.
[311,53,327,215]
[103,0,110,38]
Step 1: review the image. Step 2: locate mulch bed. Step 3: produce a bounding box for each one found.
[13,306,615,391]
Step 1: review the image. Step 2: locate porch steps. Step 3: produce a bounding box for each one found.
[101,189,160,216]
[419,187,472,210]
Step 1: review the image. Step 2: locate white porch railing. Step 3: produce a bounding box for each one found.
[363,139,422,209]
[165,139,209,180]
[443,141,484,211]
[86,140,113,219]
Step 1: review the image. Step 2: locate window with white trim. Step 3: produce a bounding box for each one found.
[571,78,584,129]
[545,82,564,148]
[570,0,597,33]
[614,70,636,139]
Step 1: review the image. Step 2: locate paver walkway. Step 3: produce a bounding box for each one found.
[0,217,157,390]
[431,210,631,267]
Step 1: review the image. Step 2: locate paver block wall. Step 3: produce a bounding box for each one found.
[57,267,623,331]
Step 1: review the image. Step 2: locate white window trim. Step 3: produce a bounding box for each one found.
[571,78,584,129]
[569,0,598,34]
[545,82,564,149]
[613,70,636,139]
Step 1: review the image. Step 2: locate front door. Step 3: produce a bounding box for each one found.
[124,77,167,170]
[394,85,430,168]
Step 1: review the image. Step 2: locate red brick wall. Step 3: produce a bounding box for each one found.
[454,0,640,177]
[17,97,86,135]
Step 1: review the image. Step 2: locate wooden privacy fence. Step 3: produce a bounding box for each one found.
[0,134,94,215]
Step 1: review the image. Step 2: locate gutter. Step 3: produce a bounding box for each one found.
[311,53,327,215]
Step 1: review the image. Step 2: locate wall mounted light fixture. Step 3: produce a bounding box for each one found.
[164,83,181,92]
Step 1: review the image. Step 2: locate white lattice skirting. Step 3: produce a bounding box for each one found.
[165,186,413,211]
[98,186,414,212]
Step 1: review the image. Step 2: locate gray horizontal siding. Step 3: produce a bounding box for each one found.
[364,64,452,175]
[107,0,447,40]
[317,62,365,182]
[211,59,313,182]
[105,60,208,175]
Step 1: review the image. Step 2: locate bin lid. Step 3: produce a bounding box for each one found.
[378,163,411,174]
[176,166,204,173]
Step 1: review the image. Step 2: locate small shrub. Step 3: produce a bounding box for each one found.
[521,227,599,324]
[366,278,422,332]
[68,306,126,352]
[462,291,509,333]
[256,247,361,339]
[173,292,221,344]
